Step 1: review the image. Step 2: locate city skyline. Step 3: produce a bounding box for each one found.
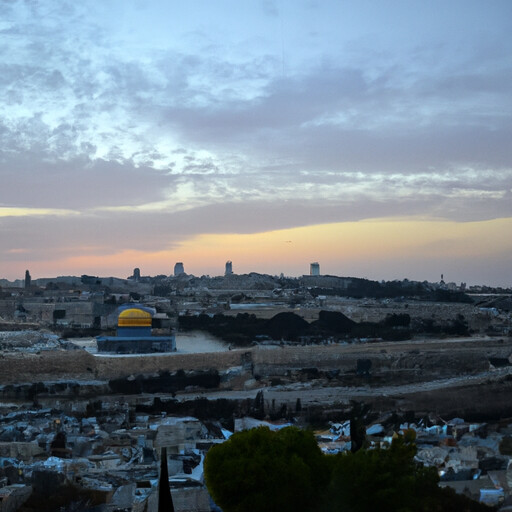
[6,216,512,287]
[1,1,511,286]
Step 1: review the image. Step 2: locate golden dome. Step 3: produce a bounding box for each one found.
[118,308,152,327]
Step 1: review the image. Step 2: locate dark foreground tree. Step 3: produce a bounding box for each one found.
[321,430,495,512]
[204,426,328,512]
[322,430,438,511]
[349,400,371,453]
[205,427,494,512]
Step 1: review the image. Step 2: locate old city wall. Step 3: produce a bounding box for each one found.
[0,351,98,384]
[93,350,243,380]
[0,344,372,384]
[0,350,98,384]
[252,345,364,375]
[0,349,244,384]
[250,342,510,377]
[1,339,511,385]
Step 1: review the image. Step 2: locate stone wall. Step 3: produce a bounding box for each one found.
[94,351,242,380]
[0,349,243,384]
[0,351,97,384]
[250,342,505,378]
[0,338,510,386]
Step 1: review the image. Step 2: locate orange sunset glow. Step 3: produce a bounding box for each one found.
[9,217,511,286]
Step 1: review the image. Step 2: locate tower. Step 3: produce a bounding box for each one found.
[174,262,185,276]
[225,261,233,276]
[132,268,141,281]
[310,262,320,276]
[24,270,31,289]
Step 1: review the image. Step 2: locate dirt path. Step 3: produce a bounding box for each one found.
[177,365,512,407]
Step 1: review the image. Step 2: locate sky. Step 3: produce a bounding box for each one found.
[1,0,511,285]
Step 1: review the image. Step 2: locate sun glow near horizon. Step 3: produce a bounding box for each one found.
[8,217,512,287]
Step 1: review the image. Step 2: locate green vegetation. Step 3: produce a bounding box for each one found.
[204,427,494,512]
[323,430,438,512]
[204,426,328,512]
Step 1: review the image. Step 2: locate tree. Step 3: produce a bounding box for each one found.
[322,430,438,512]
[321,430,493,512]
[349,401,371,453]
[204,426,328,512]
[205,427,494,512]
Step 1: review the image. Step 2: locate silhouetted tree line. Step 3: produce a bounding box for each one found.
[154,276,475,301]
[108,369,220,395]
[308,279,473,302]
[179,310,469,346]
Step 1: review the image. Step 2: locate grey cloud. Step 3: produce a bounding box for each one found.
[0,154,175,209]
[4,188,512,265]
[161,65,370,140]
[182,162,219,175]
[149,43,511,174]
[427,69,512,97]
[285,123,512,174]
[0,198,428,262]
[1,0,511,234]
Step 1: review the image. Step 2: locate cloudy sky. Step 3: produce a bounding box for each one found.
[1,0,511,285]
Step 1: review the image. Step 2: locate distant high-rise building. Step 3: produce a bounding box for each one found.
[24,270,31,289]
[133,268,141,281]
[174,262,185,276]
[225,261,233,276]
[310,262,320,276]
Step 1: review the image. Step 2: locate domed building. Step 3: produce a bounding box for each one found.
[97,305,175,354]
[117,307,152,337]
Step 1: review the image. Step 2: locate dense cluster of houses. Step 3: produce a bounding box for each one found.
[0,401,227,511]
[2,399,512,511]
